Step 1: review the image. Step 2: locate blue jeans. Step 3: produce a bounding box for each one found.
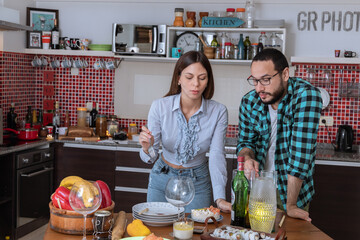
[147,156,212,213]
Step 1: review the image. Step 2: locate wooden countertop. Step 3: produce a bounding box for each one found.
[43,212,332,240]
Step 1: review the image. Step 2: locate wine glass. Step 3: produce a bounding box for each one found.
[165,176,195,220]
[69,181,102,240]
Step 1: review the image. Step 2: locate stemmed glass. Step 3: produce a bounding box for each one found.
[69,181,102,240]
[165,176,195,220]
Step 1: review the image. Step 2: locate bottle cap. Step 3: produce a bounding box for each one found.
[77,107,87,111]
[225,42,232,46]
[236,8,245,12]
[130,123,137,127]
[226,8,235,12]
[174,8,184,12]
[252,43,258,45]
[261,31,266,34]
[237,156,245,162]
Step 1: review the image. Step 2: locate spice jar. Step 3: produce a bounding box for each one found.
[185,11,196,27]
[198,12,209,27]
[173,8,185,27]
[236,8,246,26]
[77,107,87,127]
[226,8,235,17]
[128,123,138,140]
[107,115,119,137]
[96,114,107,138]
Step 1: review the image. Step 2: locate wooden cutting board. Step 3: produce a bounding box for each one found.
[200,225,278,240]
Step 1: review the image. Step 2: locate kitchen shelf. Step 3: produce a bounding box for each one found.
[0,20,32,31]
[24,48,114,57]
[291,56,360,65]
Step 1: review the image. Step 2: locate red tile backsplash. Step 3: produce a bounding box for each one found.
[1,51,359,144]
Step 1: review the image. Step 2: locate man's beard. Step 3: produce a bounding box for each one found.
[258,80,286,105]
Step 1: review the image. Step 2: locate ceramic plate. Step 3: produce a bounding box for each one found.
[188,214,223,223]
[133,202,184,216]
[317,87,330,109]
[121,237,170,240]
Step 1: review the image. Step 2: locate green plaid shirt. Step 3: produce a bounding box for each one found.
[237,77,322,210]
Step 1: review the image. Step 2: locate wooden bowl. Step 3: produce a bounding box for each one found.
[203,47,215,59]
[49,200,115,235]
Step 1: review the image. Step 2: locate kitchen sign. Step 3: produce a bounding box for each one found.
[202,17,244,28]
[297,11,360,31]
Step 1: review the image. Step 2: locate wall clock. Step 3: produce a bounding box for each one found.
[176,31,199,54]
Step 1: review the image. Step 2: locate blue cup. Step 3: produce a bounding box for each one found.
[172,47,182,58]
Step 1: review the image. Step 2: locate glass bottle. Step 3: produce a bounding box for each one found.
[198,12,209,27]
[243,36,252,60]
[219,32,229,59]
[231,156,249,227]
[38,109,43,126]
[251,43,258,59]
[185,11,196,27]
[77,107,87,127]
[7,103,17,129]
[245,0,255,28]
[96,115,107,138]
[25,106,32,125]
[64,110,70,127]
[128,123,138,140]
[211,35,219,48]
[52,101,60,138]
[238,34,245,60]
[32,109,37,125]
[258,32,268,48]
[51,18,60,49]
[269,32,283,52]
[89,102,98,128]
[173,8,185,27]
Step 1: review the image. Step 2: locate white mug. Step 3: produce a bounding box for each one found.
[41,56,49,67]
[61,57,72,68]
[58,127,68,136]
[50,57,60,68]
[105,60,116,70]
[72,58,83,68]
[93,59,105,70]
[31,56,42,67]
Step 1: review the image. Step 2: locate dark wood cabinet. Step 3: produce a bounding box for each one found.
[310,163,360,239]
[54,143,116,198]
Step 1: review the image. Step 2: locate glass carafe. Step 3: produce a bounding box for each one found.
[248,170,277,233]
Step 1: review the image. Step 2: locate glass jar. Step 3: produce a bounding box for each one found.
[128,123,138,140]
[236,8,246,27]
[224,42,232,59]
[77,107,87,127]
[174,8,184,27]
[226,8,235,17]
[96,114,107,137]
[251,43,258,59]
[107,115,119,137]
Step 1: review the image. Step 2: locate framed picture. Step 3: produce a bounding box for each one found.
[27,31,42,48]
[26,7,59,31]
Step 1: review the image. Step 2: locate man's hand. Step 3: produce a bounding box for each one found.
[244,158,260,177]
[216,199,231,213]
[287,204,312,222]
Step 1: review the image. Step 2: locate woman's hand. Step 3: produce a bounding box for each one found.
[139,125,154,153]
[216,199,231,213]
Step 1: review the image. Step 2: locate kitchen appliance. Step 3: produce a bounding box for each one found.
[112,23,166,56]
[335,125,353,152]
[16,146,54,238]
[4,123,38,140]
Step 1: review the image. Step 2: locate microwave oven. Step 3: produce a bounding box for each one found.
[112,23,166,56]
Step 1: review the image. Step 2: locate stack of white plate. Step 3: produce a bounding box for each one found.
[132,202,185,227]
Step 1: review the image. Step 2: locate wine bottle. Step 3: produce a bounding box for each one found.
[52,102,60,139]
[7,103,17,129]
[51,18,60,49]
[25,106,32,126]
[231,156,249,227]
[89,102,98,128]
[243,36,251,60]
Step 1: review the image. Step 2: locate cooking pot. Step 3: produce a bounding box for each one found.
[4,123,38,140]
[335,125,353,152]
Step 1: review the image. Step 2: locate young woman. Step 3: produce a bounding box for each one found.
[139,51,231,213]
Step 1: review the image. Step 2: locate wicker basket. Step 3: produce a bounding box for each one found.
[49,200,115,235]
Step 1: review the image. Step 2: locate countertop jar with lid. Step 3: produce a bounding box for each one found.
[226,8,235,17]
[174,8,185,27]
[107,115,119,137]
[128,123,138,140]
[96,114,107,138]
[77,107,88,127]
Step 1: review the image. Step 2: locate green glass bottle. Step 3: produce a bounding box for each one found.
[243,36,251,60]
[231,156,249,227]
[211,35,219,48]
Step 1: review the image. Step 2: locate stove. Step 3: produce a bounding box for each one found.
[1,137,43,148]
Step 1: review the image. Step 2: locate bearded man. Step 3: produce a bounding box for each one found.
[237,48,322,221]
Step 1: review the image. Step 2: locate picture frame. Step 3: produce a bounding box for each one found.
[27,31,42,48]
[26,7,59,32]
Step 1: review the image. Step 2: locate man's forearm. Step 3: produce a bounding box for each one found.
[286,174,303,208]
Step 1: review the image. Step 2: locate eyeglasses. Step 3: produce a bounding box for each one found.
[247,72,280,86]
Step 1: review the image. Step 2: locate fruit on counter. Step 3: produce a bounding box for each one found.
[96,180,112,209]
[143,233,164,240]
[59,176,84,189]
[127,219,151,237]
[51,186,72,210]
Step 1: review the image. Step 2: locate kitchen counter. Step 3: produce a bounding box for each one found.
[0,138,54,156]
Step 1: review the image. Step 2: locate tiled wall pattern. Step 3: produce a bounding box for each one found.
[294,63,360,145]
[1,51,359,144]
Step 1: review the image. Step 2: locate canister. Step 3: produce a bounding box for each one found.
[77,107,87,127]
[96,115,107,137]
[128,123,138,140]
